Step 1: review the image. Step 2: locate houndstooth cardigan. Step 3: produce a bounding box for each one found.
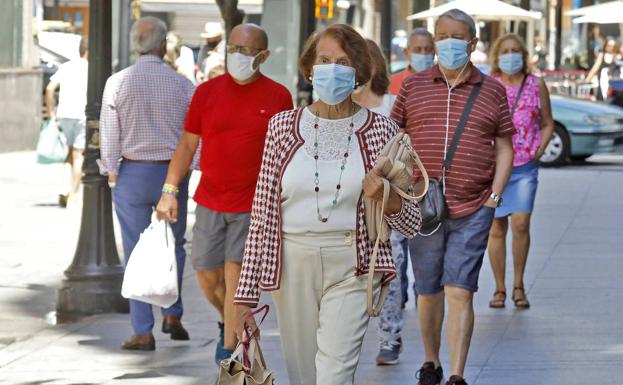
[234,107,422,307]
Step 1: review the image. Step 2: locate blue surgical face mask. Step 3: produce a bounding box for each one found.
[435,38,470,70]
[498,52,523,75]
[411,53,435,72]
[312,63,356,105]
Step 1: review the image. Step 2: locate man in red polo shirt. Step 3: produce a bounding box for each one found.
[388,28,435,95]
[156,23,293,364]
[391,10,515,385]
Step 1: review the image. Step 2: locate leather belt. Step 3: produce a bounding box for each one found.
[122,157,170,164]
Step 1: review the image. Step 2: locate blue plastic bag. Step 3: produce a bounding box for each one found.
[36,119,68,164]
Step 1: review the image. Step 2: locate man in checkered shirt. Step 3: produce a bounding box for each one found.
[99,17,195,351]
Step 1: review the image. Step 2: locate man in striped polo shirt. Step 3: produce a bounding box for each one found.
[391,9,515,385]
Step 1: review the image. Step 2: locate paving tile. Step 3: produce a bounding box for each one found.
[2,152,623,385]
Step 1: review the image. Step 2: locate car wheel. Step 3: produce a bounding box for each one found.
[539,123,570,167]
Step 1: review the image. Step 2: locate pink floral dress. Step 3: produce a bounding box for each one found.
[495,74,541,167]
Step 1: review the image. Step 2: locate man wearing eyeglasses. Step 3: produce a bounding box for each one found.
[156,23,293,365]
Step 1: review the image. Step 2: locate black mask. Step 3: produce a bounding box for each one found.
[207,41,219,51]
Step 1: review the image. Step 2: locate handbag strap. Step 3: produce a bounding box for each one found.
[366,134,430,317]
[378,133,430,202]
[399,134,429,201]
[227,304,270,370]
[443,80,483,171]
[367,178,391,317]
[246,304,269,329]
[510,75,528,117]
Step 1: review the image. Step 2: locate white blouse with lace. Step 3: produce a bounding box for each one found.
[281,107,367,233]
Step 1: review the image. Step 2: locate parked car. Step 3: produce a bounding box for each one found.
[542,95,623,166]
[388,63,622,166]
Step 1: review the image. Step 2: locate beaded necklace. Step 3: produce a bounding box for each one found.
[312,105,356,223]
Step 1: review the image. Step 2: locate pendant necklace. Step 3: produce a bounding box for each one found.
[312,105,355,223]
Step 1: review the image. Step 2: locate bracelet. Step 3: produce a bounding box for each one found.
[162,184,179,196]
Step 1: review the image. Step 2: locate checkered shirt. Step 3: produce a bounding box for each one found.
[99,55,195,174]
[234,108,422,307]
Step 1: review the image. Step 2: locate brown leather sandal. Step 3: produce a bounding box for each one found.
[512,287,530,309]
[489,291,506,308]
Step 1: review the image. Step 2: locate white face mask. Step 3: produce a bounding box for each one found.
[227,52,261,81]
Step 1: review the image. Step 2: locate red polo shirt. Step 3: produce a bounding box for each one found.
[391,65,516,219]
[185,73,293,213]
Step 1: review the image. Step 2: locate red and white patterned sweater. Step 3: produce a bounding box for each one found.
[234,108,422,307]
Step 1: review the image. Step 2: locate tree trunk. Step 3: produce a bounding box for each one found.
[411,0,429,28]
[517,0,530,41]
[215,0,245,38]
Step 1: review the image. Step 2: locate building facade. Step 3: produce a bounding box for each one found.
[0,1,42,152]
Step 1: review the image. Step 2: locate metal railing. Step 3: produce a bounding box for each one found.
[540,70,598,100]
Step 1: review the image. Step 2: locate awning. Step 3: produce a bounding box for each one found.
[43,0,264,13]
[565,1,622,17]
[37,31,82,63]
[406,0,542,22]
[568,1,623,24]
[141,0,263,13]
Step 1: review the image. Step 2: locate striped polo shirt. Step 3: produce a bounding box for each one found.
[391,64,515,219]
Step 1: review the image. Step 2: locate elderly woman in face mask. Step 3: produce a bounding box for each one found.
[233,24,421,385]
[487,33,554,310]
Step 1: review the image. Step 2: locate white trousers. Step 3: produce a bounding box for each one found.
[272,231,377,385]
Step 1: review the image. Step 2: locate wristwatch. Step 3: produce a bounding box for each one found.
[490,192,503,208]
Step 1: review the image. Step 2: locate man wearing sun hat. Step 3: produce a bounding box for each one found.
[196,21,225,82]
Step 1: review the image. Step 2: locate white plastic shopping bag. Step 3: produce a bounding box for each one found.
[36,119,67,164]
[121,216,179,308]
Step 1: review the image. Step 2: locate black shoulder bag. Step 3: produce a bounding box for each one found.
[510,75,528,117]
[419,80,483,235]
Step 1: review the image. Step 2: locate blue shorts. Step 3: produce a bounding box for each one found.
[495,160,539,218]
[58,118,86,150]
[409,205,495,295]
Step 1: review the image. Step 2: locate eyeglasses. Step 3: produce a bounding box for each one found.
[226,44,264,57]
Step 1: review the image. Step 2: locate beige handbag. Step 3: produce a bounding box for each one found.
[217,337,273,385]
[217,305,273,385]
[365,132,429,317]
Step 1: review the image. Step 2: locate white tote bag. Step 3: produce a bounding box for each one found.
[121,216,179,308]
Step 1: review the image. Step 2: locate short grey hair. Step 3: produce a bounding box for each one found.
[436,9,476,39]
[131,16,168,54]
[408,27,433,46]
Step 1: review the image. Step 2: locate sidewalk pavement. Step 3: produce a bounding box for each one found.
[1,151,623,385]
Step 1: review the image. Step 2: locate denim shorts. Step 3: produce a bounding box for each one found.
[58,118,86,150]
[495,160,539,218]
[409,205,495,295]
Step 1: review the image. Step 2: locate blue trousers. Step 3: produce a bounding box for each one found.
[112,161,188,336]
[378,232,408,343]
[400,241,409,307]
[400,241,418,307]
